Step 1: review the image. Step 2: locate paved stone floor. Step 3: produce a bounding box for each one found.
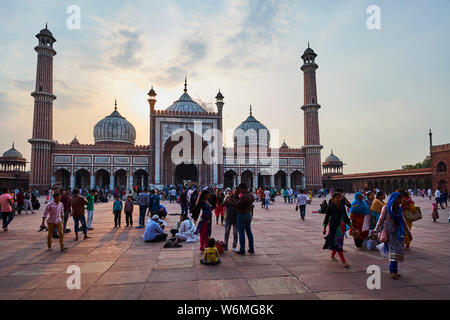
[1,195,449,300]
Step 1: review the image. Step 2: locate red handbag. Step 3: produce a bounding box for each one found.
[215,241,225,254]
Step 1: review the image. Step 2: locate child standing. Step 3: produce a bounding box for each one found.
[432,201,439,222]
[113,195,123,228]
[124,195,134,227]
[200,238,221,265]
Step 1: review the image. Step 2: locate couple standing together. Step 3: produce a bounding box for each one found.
[196,183,255,255]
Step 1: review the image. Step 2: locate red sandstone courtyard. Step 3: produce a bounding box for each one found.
[0,195,449,300]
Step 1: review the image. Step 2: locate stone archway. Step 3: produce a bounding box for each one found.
[133,169,149,188]
[224,170,237,189]
[437,161,447,173]
[175,163,197,185]
[95,169,110,189]
[241,170,253,189]
[258,170,271,188]
[115,169,128,189]
[290,170,303,190]
[274,170,287,189]
[75,169,90,189]
[54,168,70,189]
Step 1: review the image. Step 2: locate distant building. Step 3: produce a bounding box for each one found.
[323,130,449,192]
[0,143,29,190]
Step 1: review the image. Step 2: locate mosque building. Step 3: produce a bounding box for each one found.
[28,26,323,193]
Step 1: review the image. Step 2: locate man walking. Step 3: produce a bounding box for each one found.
[136,188,149,228]
[296,190,308,221]
[86,189,97,230]
[227,183,255,255]
[0,188,14,231]
[70,189,90,241]
[40,193,67,252]
[264,188,270,210]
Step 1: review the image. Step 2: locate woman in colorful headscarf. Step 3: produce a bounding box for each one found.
[370,191,386,230]
[399,189,416,249]
[322,192,351,268]
[349,192,370,248]
[374,192,404,279]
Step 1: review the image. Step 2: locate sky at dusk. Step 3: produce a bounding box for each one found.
[0,0,449,174]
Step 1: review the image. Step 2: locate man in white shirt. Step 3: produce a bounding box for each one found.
[187,187,194,202]
[288,188,293,203]
[296,190,308,221]
[263,189,270,210]
[435,188,444,209]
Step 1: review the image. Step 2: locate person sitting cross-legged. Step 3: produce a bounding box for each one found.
[144,215,168,242]
[175,214,198,243]
[200,238,221,265]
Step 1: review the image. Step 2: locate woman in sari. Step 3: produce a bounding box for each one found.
[349,192,370,248]
[374,192,405,279]
[323,193,351,268]
[370,191,386,230]
[195,190,213,252]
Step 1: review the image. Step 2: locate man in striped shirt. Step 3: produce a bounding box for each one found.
[40,193,67,252]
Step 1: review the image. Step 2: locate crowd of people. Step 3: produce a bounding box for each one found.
[1,182,448,275]
[321,186,448,279]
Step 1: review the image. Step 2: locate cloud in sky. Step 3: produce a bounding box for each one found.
[0,0,449,174]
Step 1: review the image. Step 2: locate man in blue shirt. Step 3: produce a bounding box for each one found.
[144,215,168,242]
[149,190,160,217]
[136,188,149,228]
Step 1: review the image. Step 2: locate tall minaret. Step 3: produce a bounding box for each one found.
[28,25,57,192]
[301,44,323,190]
[147,86,157,185]
[215,90,224,186]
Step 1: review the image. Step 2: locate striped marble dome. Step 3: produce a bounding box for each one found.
[93,105,136,145]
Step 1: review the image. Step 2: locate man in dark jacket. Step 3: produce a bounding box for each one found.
[227,183,255,255]
[70,189,89,241]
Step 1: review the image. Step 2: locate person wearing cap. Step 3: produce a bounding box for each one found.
[144,214,168,242]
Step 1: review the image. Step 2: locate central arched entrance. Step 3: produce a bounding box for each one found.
[162,129,212,186]
[224,170,237,189]
[175,163,198,184]
[241,170,253,189]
